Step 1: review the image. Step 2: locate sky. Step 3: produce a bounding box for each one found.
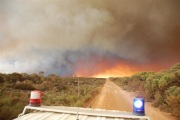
[0,0,180,77]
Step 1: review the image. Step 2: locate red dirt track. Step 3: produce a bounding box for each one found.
[89,79,176,120]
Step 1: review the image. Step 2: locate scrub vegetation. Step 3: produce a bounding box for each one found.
[111,63,180,119]
[0,73,105,120]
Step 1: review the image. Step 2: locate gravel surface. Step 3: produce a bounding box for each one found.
[90,79,176,120]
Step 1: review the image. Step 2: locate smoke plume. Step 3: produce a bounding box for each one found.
[0,0,180,77]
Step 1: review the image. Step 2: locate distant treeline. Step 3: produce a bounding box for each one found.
[111,63,180,119]
[0,72,105,120]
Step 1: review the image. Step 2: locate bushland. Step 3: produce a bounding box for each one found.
[0,73,105,120]
[111,63,180,119]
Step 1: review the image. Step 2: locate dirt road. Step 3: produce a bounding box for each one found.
[90,79,176,120]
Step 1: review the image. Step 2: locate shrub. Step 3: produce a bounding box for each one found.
[0,75,4,83]
[171,63,180,70]
[166,95,180,118]
[158,75,171,90]
[153,91,164,107]
[14,82,35,90]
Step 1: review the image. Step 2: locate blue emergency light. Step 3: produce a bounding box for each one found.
[133,97,145,116]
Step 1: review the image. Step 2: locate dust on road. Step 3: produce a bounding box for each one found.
[89,79,176,120]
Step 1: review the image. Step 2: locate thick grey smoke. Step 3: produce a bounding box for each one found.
[0,0,180,76]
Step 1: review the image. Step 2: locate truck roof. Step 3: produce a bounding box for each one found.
[14,105,150,120]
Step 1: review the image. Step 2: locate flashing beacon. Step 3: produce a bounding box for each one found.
[29,90,42,107]
[133,97,145,116]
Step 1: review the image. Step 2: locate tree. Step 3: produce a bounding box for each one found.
[30,73,40,83]
[39,71,44,77]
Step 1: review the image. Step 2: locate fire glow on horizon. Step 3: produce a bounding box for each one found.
[76,65,135,78]
[93,66,137,78]
[74,61,171,78]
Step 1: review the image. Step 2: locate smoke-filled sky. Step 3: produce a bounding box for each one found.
[0,0,180,77]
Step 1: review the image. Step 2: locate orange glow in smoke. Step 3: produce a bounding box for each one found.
[74,55,172,78]
[92,64,137,78]
[75,60,139,78]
